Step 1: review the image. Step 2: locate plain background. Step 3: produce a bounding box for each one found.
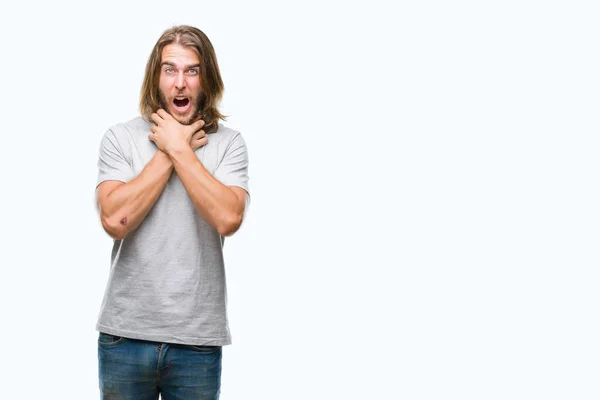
[0,0,598,399]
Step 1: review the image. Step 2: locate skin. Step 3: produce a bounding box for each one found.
[156,43,204,126]
[97,43,246,239]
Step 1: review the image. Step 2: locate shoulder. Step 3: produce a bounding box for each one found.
[115,116,151,136]
[104,116,151,142]
[213,123,247,149]
[213,122,241,141]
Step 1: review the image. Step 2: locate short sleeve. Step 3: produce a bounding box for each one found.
[213,132,250,198]
[96,128,134,189]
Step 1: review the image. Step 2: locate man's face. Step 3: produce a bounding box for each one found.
[158,43,204,125]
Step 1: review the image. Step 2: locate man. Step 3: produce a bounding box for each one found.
[95,25,250,400]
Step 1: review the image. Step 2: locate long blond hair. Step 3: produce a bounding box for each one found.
[140,25,226,133]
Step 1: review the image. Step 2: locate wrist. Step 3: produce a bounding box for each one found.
[155,149,174,167]
[167,145,194,159]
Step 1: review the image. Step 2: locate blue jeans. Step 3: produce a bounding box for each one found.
[98,332,222,399]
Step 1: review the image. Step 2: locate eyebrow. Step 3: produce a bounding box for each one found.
[161,62,201,69]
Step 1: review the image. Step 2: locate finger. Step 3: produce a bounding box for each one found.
[197,137,208,146]
[156,109,172,120]
[191,129,206,140]
[150,125,157,133]
[148,133,155,142]
[195,129,206,138]
[192,118,206,132]
[150,113,162,125]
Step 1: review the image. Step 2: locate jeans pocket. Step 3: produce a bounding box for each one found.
[188,345,222,353]
[98,332,126,346]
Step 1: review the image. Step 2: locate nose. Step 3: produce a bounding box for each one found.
[175,71,186,90]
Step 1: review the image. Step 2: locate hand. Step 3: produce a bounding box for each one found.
[190,129,208,151]
[149,109,205,154]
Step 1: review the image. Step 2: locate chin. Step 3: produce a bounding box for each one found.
[170,109,194,125]
[175,116,192,125]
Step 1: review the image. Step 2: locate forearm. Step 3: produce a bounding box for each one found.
[169,147,242,236]
[101,150,173,239]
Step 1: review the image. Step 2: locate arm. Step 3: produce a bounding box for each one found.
[97,150,173,240]
[148,109,250,237]
[169,147,247,236]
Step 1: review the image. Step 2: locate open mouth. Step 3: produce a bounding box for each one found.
[173,97,191,112]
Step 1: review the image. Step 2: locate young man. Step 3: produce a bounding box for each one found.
[95,25,250,399]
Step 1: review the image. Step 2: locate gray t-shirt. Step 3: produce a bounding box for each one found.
[95,116,250,346]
